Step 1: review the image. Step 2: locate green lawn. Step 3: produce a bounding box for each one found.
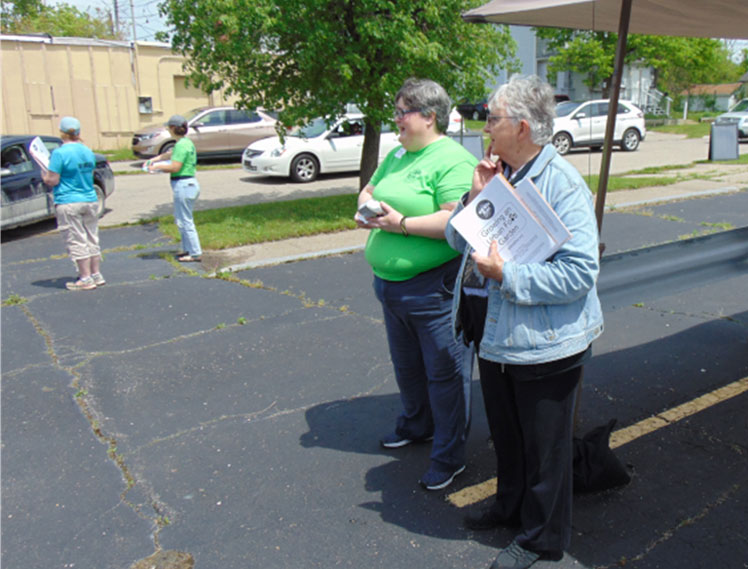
[155,193,360,250]
[648,122,711,139]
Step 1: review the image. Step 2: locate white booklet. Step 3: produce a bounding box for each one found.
[29,136,50,169]
[449,173,571,263]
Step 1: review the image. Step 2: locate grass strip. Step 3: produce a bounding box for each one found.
[156,193,360,250]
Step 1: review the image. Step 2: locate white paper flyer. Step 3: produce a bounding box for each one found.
[449,174,571,263]
[28,136,50,169]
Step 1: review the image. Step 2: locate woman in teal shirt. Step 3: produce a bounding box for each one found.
[149,115,202,262]
[41,116,105,291]
[356,78,477,491]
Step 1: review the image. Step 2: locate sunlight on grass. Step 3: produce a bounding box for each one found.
[157,194,360,249]
[584,175,681,193]
[649,122,711,139]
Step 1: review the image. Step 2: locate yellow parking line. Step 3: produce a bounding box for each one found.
[447,376,748,508]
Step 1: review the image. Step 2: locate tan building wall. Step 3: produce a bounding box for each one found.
[1,35,237,150]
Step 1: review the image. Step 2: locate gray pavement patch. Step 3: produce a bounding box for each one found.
[1,304,51,372]
[2,188,747,569]
[25,276,301,360]
[1,366,154,569]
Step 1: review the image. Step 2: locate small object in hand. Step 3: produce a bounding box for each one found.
[357,199,384,220]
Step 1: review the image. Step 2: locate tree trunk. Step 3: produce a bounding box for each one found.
[359,118,382,191]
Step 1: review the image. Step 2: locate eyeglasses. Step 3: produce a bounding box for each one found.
[394,108,423,120]
[486,114,517,126]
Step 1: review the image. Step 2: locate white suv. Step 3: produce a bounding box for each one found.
[714,99,748,140]
[552,99,646,155]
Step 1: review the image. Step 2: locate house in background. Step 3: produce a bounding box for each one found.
[681,83,744,111]
[486,27,665,112]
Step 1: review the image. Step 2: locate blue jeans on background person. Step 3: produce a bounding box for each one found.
[374,258,471,473]
[171,177,202,257]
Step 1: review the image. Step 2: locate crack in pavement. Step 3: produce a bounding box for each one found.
[592,484,741,569]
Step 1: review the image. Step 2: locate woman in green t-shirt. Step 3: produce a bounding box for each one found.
[148,115,202,262]
[356,78,477,491]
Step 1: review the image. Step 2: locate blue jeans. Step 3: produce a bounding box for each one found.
[374,259,472,471]
[171,177,202,257]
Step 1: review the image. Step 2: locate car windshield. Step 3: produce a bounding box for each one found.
[730,99,748,112]
[555,101,581,117]
[287,117,330,138]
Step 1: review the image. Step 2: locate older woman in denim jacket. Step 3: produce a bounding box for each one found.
[445,75,603,569]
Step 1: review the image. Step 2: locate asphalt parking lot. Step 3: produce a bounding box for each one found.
[2,185,747,569]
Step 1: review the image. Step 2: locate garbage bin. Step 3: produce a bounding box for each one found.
[709,123,739,161]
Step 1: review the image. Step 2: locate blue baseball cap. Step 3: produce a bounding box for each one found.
[166,114,188,127]
[59,116,81,135]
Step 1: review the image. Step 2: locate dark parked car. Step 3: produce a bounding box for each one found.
[1,135,115,231]
[456,100,489,121]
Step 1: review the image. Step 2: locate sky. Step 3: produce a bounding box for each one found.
[49,0,748,58]
[50,0,168,42]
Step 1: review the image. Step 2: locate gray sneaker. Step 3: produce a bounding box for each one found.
[490,541,540,569]
[91,273,106,286]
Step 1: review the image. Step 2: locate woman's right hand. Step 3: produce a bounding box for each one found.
[467,149,502,204]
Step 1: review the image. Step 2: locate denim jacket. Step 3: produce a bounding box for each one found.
[445,143,604,365]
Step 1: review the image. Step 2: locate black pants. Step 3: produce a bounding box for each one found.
[478,354,583,554]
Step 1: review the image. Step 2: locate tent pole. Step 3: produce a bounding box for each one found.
[595,0,633,234]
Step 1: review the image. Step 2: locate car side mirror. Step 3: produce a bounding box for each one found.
[0,167,12,177]
[192,122,204,129]
[574,112,587,119]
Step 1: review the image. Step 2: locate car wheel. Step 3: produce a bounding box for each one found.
[94,183,106,218]
[472,110,480,121]
[160,141,175,155]
[289,153,319,183]
[553,132,572,155]
[621,128,641,151]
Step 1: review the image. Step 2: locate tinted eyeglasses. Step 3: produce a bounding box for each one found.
[394,108,424,120]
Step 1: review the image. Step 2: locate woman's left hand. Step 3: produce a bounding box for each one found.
[472,240,505,282]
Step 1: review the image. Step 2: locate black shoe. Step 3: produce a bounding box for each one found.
[464,505,520,530]
[489,541,540,569]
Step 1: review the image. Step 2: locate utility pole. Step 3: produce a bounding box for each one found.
[129,0,137,41]
[113,0,120,37]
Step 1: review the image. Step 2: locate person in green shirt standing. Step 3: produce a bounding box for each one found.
[148,115,202,262]
[356,78,477,491]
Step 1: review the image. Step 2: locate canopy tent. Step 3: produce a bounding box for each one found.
[463,0,748,39]
[462,0,748,231]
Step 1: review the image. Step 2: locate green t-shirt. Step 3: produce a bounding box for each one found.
[170,137,197,178]
[365,136,477,281]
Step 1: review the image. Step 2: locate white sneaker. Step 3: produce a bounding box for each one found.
[66,277,96,291]
[91,273,106,286]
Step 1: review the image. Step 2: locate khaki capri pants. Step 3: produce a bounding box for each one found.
[56,202,101,261]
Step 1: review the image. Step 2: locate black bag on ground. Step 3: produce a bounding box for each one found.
[573,418,631,493]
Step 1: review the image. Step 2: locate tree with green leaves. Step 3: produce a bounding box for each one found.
[535,29,738,102]
[1,0,122,39]
[159,0,516,188]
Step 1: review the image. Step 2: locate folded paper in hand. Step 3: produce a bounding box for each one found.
[449,174,571,263]
[29,137,50,169]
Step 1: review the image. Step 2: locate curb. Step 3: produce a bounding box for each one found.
[206,186,745,274]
